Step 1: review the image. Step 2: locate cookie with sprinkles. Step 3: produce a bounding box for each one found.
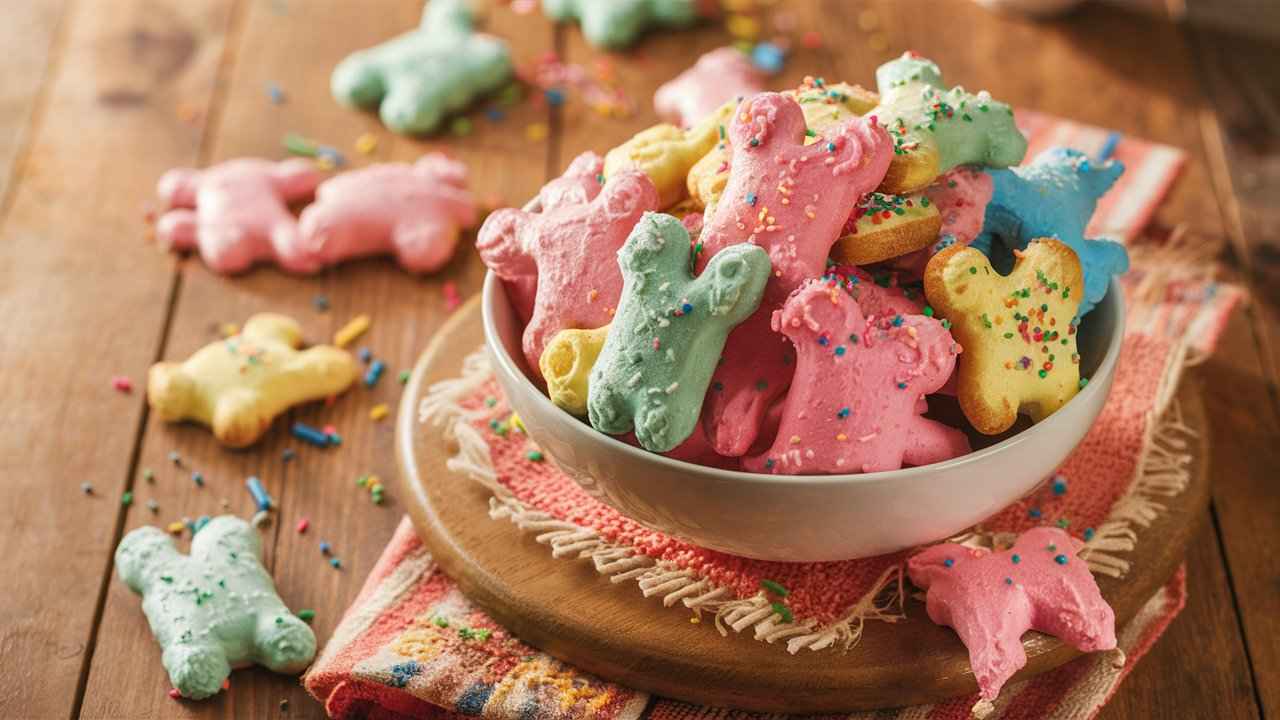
[871,52,1027,194]
[476,170,660,380]
[743,279,968,474]
[695,90,893,456]
[830,191,943,265]
[148,314,357,448]
[907,526,1116,707]
[686,78,881,213]
[604,101,734,209]
[587,213,770,453]
[923,238,1084,435]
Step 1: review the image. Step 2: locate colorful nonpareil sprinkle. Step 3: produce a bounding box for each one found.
[291,422,331,447]
[296,518,309,534]
[334,314,371,348]
[443,281,462,311]
[364,359,386,387]
[112,376,133,393]
[246,476,272,512]
[369,403,390,421]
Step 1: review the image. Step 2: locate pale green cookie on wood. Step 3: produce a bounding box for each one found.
[542,0,702,49]
[588,213,770,452]
[116,516,316,699]
[331,0,512,135]
[872,52,1027,194]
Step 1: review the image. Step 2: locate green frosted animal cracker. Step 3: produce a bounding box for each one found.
[872,52,1027,194]
[331,0,512,135]
[115,516,316,699]
[588,213,770,452]
[542,0,702,49]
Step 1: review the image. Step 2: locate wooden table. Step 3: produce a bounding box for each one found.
[0,1,1274,718]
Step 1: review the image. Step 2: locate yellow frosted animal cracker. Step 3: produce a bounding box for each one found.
[148,314,358,447]
[540,324,610,416]
[603,101,733,209]
[686,79,881,212]
[923,239,1084,435]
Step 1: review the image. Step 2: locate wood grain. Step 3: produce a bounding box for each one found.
[0,1,236,717]
[397,297,1211,713]
[0,0,68,204]
[76,1,555,717]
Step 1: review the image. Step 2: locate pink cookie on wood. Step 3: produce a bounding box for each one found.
[476,170,659,379]
[743,279,967,474]
[502,152,607,324]
[908,526,1117,704]
[297,154,476,274]
[654,47,765,127]
[155,158,323,274]
[697,93,892,455]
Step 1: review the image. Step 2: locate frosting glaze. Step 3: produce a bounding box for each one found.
[331,0,512,135]
[696,91,892,456]
[588,213,770,452]
[654,47,764,128]
[477,170,660,379]
[148,314,357,448]
[116,516,316,699]
[871,52,1027,194]
[297,154,476,274]
[908,526,1116,702]
[743,279,967,474]
[542,0,706,49]
[155,158,322,274]
[924,239,1084,434]
[980,147,1128,316]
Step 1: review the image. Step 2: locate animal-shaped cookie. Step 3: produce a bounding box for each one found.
[588,213,770,452]
[155,158,323,274]
[116,516,317,699]
[743,280,967,474]
[832,191,942,265]
[979,147,1128,316]
[476,171,660,378]
[871,52,1027,194]
[297,154,476,274]
[654,47,764,127]
[696,92,892,456]
[542,0,705,49]
[540,324,609,416]
[603,101,733,209]
[148,314,357,447]
[501,152,606,324]
[908,527,1116,704]
[331,0,512,135]
[923,239,1084,435]
[686,78,880,213]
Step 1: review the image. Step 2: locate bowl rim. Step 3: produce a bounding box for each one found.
[482,269,1125,486]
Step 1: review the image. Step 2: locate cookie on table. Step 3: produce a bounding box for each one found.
[542,0,709,49]
[654,47,764,128]
[331,0,512,135]
[924,238,1084,435]
[148,314,357,448]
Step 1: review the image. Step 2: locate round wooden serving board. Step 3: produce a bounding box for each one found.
[396,296,1211,714]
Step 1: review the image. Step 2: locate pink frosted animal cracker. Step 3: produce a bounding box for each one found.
[654,47,765,128]
[908,527,1117,707]
[501,152,606,324]
[743,279,967,474]
[695,93,892,456]
[297,154,476,274]
[476,170,660,378]
[155,158,323,274]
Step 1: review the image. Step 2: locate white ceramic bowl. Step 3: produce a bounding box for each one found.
[482,271,1124,562]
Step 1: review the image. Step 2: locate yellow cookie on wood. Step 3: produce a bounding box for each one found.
[687,79,881,213]
[540,324,609,416]
[148,314,357,447]
[923,239,1084,435]
[603,101,734,209]
[830,191,942,265]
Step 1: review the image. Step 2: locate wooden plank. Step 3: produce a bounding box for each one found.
[77,0,555,716]
[1186,16,1280,718]
[0,1,236,718]
[0,0,69,204]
